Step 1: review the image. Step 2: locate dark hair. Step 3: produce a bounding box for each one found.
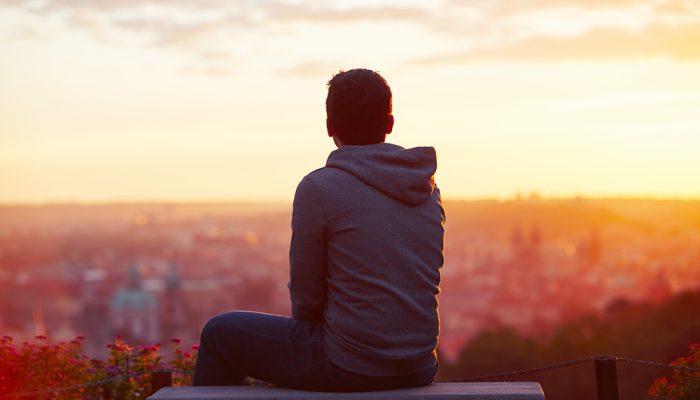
[325,69,392,145]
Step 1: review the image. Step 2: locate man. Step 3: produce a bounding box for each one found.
[193,68,445,391]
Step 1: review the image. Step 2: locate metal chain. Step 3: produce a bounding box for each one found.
[615,356,700,373]
[446,355,700,382]
[447,356,597,382]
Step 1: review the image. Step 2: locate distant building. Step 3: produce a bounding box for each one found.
[160,262,185,341]
[510,224,542,266]
[110,266,159,343]
[76,268,111,356]
[510,225,524,258]
[580,228,602,265]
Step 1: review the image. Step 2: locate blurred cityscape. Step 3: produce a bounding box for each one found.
[1,197,699,360]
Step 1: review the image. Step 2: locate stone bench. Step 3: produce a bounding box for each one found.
[148,382,545,399]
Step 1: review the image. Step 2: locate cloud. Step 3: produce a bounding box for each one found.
[111,15,246,50]
[259,2,428,24]
[1,0,432,75]
[0,0,25,6]
[411,21,700,65]
[277,60,344,79]
[2,0,699,71]
[28,0,428,28]
[411,0,700,64]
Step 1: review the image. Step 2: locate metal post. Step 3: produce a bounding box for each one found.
[150,370,173,396]
[100,382,112,400]
[594,356,619,400]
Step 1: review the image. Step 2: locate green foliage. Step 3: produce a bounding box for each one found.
[0,335,197,400]
[451,327,540,373]
[440,289,700,400]
[649,344,700,400]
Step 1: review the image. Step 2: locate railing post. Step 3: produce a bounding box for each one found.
[594,356,619,400]
[100,380,113,400]
[150,369,173,396]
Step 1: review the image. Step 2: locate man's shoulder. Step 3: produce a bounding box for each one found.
[300,166,352,187]
[295,166,356,204]
[305,165,347,178]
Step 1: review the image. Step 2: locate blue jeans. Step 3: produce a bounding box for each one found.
[192,311,437,391]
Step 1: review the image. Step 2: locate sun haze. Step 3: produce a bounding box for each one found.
[1,0,699,203]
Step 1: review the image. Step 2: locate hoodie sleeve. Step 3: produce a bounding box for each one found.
[289,175,327,321]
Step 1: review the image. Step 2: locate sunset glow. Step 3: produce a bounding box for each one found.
[1,0,699,202]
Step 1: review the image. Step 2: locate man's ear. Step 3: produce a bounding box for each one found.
[386,115,394,135]
[326,118,335,137]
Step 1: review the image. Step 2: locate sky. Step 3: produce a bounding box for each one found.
[1,0,699,203]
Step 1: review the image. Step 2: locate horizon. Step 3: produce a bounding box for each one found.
[2,193,700,207]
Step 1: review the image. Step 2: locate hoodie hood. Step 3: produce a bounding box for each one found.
[325,143,437,206]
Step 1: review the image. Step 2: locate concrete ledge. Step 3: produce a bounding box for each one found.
[148,382,545,400]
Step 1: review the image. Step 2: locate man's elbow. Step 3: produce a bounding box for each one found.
[292,305,324,322]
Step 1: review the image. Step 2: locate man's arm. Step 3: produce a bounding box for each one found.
[288,176,327,321]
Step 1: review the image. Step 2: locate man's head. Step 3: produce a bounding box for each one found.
[325,69,394,146]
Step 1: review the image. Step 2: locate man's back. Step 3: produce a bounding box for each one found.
[194,68,444,391]
[290,142,445,376]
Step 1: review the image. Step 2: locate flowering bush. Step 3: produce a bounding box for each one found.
[650,344,700,400]
[0,335,198,400]
[169,338,198,387]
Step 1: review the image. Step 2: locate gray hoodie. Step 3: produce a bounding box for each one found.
[289,142,445,376]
